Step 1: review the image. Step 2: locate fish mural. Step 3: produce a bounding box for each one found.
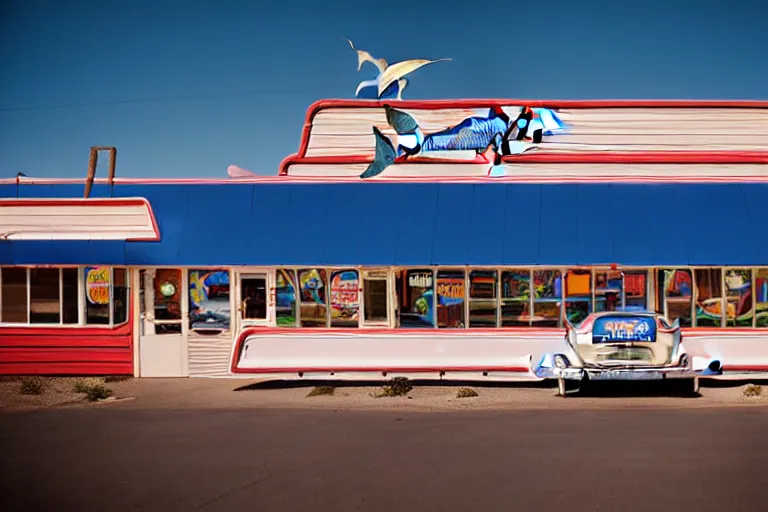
[344,38,450,100]
[361,105,568,179]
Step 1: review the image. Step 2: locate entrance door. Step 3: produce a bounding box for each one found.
[238,273,270,326]
[138,268,188,377]
[361,269,393,327]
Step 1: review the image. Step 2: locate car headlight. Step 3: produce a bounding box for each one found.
[679,354,690,368]
[554,355,568,369]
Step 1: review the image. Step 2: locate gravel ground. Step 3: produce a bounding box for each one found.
[2,376,768,413]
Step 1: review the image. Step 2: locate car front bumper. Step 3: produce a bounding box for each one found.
[540,365,696,381]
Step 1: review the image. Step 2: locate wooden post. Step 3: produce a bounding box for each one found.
[84,146,117,198]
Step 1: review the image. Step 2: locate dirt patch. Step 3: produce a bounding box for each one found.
[3,377,768,414]
[0,376,128,412]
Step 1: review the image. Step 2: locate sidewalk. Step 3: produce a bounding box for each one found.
[3,376,768,413]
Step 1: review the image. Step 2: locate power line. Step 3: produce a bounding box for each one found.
[0,83,349,112]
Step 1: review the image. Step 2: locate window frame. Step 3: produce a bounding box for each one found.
[0,266,130,328]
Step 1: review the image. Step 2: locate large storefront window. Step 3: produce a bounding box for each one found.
[29,268,61,324]
[436,270,465,328]
[1,268,28,323]
[565,270,592,325]
[188,269,230,331]
[62,268,79,324]
[757,269,768,328]
[1,266,127,327]
[623,271,648,311]
[468,270,498,327]
[532,270,562,327]
[694,268,723,327]
[363,270,389,325]
[276,269,298,327]
[724,269,753,327]
[400,269,434,328]
[595,271,621,313]
[658,269,693,327]
[330,269,360,328]
[85,267,111,325]
[501,269,530,327]
[298,269,328,327]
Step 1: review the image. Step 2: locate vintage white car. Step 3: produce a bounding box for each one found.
[534,311,723,396]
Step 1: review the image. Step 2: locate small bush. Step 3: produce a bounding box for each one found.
[72,379,90,394]
[19,377,44,395]
[307,386,336,397]
[456,387,479,398]
[744,384,763,397]
[378,377,413,397]
[85,385,113,402]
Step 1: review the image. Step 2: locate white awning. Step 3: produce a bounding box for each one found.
[0,197,160,241]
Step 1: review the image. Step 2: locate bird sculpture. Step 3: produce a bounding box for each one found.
[343,38,450,100]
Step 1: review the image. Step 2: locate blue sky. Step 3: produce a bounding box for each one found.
[1,0,766,178]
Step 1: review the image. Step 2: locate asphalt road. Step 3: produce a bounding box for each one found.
[1,406,765,512]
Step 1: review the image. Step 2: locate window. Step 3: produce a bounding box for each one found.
[468,270,498,328]
[62,268,79,324]
[436,270,465,328]
[154,268,182,333]
[694,268,722,327]
[29,268,60,324]
[363,272,389,324]
[658,269,693,327]
[501,269,530,327]
[330,269,359,328]
[623,271,647,311]
[565,270,592,325]
[113,269,129,325]
[276,269,298,327]
[399,269,434,328]
[724,269,753,327]
[532,270,562,327]
[84,266,111,325]
[756,269,768,327]
[1,268,28,323]
[189,269,230,331]
[594,271,621,313]
[298,268,327,327]
[1,266,126,327]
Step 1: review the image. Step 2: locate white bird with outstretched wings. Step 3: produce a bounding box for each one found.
[343,38,450,100]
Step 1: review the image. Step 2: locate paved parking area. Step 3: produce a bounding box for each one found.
[1,379,767,511]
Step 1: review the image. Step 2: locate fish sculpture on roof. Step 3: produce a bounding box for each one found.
[360,105,568,179]
[343,38,451,100]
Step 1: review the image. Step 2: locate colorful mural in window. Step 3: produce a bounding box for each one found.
[532,270,562,327]
[276,269,298,327]
[298,268,327,327]
[436,270,465,328]
[330,269,360,327]
[501,269,530,326]
[84,266,110,325]
[595,271,622,312]
[565,270,592,324]
[659,269,693,327]
[188,270,230,331]
[400,269,434,328]
[724,269,753,327]
[756,269,768,327]
[695,268,723,327]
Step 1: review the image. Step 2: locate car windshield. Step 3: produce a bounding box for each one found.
[591,314,657,343]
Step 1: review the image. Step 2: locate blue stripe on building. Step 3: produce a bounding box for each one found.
[1,182,767,266]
